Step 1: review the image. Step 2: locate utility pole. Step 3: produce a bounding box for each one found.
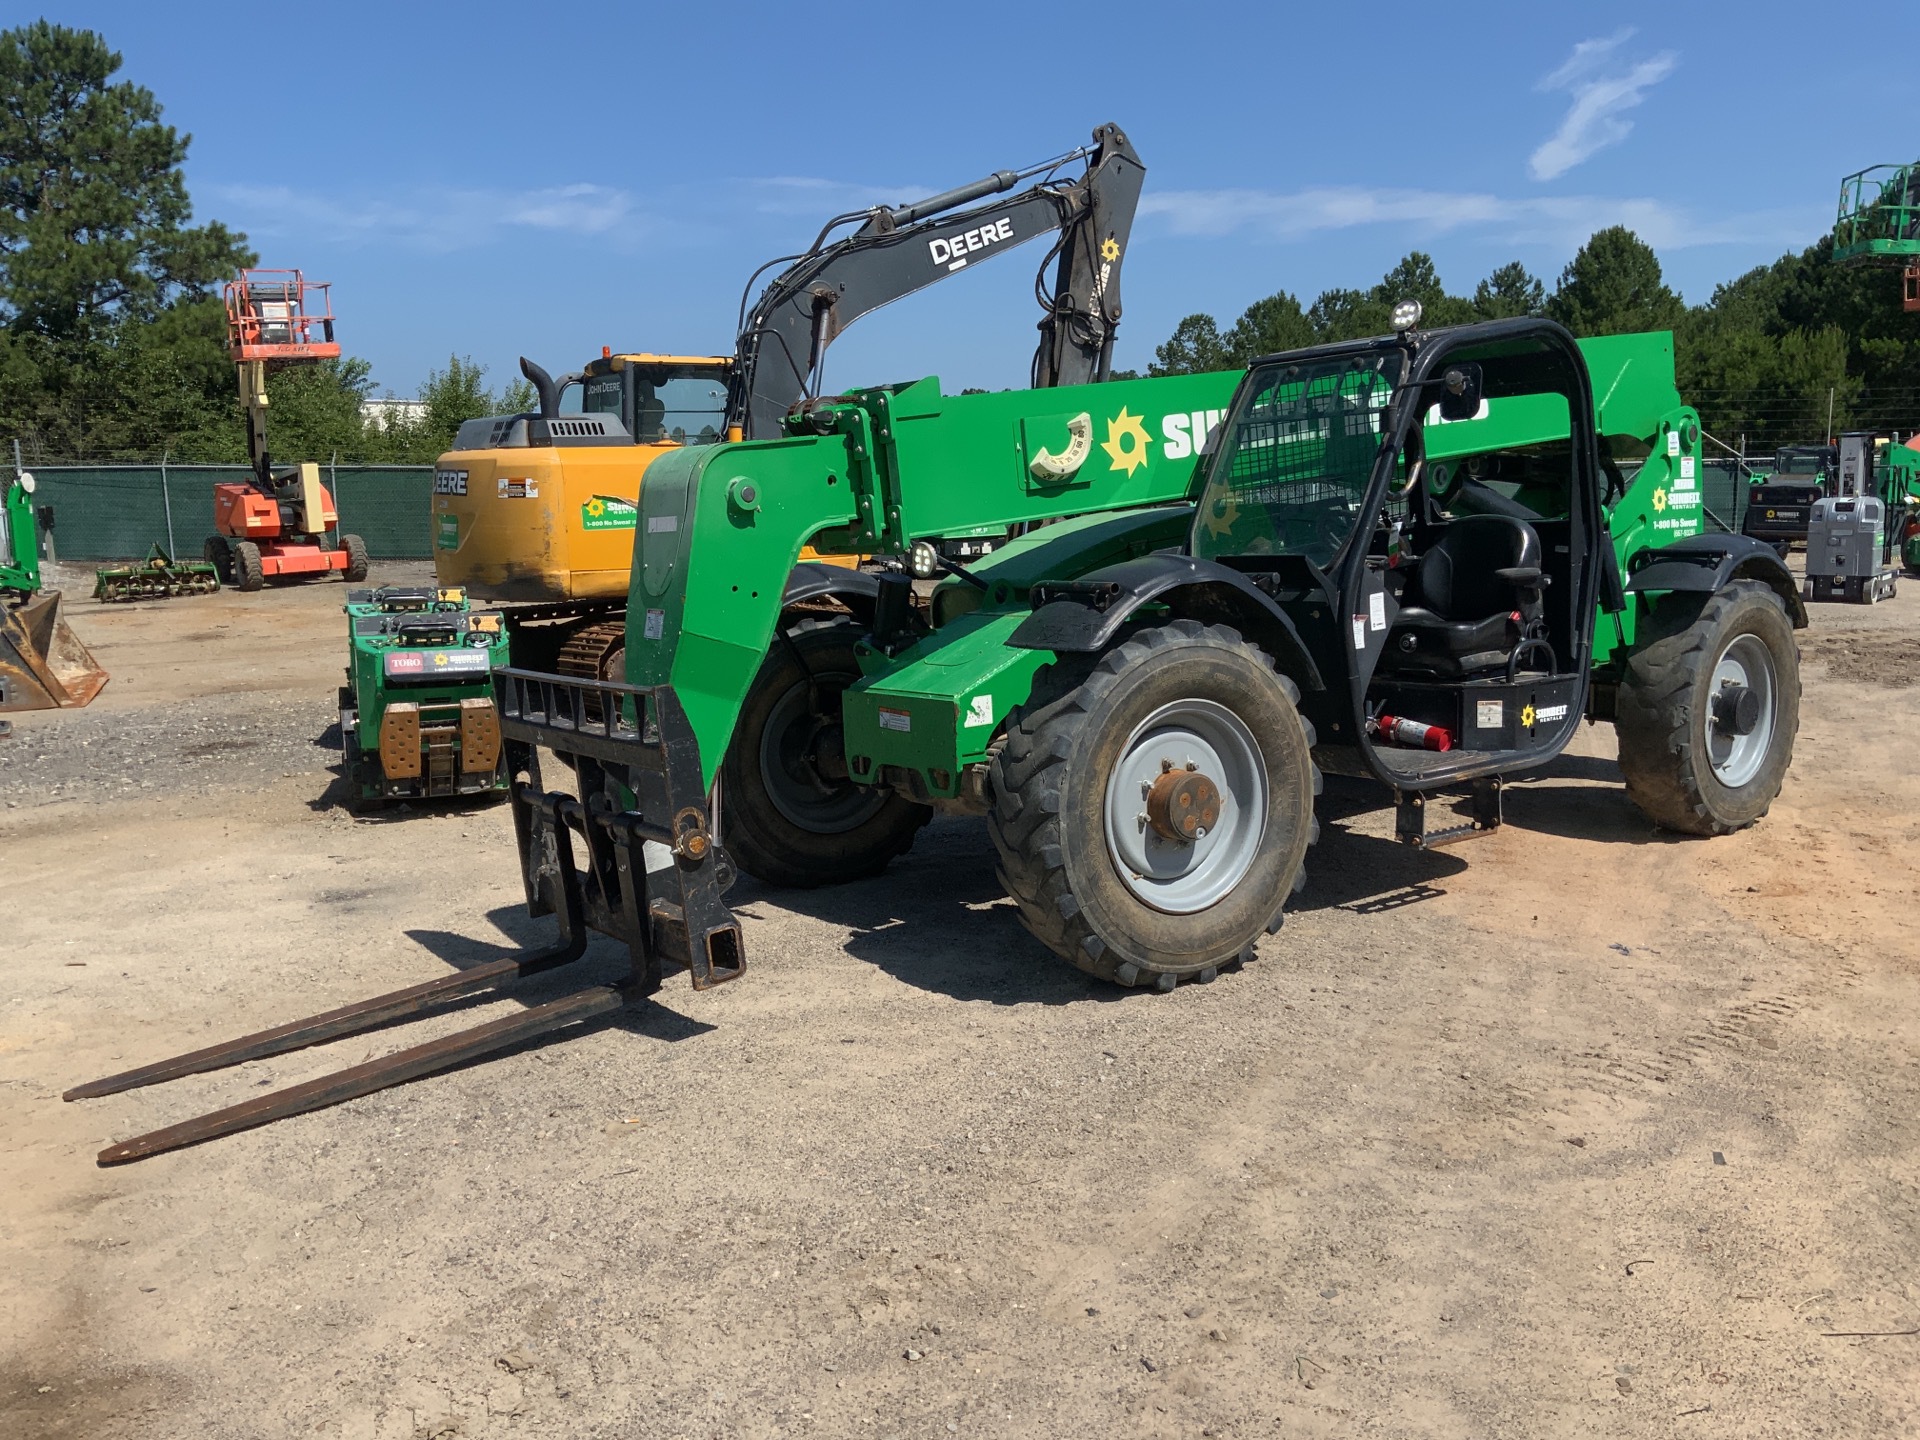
[1826,386,1835,442]
[159,450,176,558]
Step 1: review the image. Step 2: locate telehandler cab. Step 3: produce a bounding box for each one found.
[68,316,1806,1163]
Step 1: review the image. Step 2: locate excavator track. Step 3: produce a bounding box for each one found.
[556,620,626,722]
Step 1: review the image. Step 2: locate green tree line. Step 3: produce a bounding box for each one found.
[0,22,528,466]
[1146,227,1920,452]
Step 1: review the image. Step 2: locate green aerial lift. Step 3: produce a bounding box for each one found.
[72,312,1810,1162]
[1834,161,1920,310]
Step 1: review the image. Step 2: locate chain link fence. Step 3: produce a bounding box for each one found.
[9,461,434,562]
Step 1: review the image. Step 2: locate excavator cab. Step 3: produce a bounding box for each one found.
[580,353,734,446]
[433,352,736,606]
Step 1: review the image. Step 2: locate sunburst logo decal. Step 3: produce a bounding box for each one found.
[1100,238,1121,262]
[1520,703,1537,728]
[1651,487,1668,513]
[1203,491,1240,538]
[1101,409,1152,476]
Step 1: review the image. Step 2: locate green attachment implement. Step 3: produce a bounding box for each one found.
[92,543,221,603]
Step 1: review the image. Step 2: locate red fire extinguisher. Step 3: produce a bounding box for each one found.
[1371,713,1454,752]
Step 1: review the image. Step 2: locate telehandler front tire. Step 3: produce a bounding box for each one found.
[1615,581,1799,835]
[720,617,931,888]
[989,621,1318,988]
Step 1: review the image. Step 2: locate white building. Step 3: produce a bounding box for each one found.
[362,396,428,428]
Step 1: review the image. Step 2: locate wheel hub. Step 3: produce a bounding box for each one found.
[807,720,851,783]
[1705,634,1778,789]
[1712,683,1762,737]
[759,673,885,834]
[1144,763,1222,843]
[1102,699,1268,916]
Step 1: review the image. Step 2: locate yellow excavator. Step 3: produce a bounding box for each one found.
[432,124,1146,683]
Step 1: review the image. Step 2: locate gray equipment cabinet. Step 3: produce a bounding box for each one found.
[1805,494,1897,603]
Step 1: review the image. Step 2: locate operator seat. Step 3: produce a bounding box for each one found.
[1379,514,1545,678]
[636,397,667,442]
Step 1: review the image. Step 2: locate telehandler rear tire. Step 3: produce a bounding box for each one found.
[1615,581,1799,835]
[341,533,370,582]
[989,621,1318,988]
[720,618,931,888]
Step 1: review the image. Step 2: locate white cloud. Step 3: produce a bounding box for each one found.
[1529,30,1677,181]
[734,176,942,222]
[209,175,944,252]
[1139,186,1802,252]
[208,182,639,251]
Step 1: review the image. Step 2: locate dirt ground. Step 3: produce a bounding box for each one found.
[3,558,1917,1439]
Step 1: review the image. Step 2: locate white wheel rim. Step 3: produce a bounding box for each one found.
[1706,633,1776,790]
[1102,699,1268,915]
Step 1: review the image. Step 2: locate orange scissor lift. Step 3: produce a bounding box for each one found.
[206,269,368,590]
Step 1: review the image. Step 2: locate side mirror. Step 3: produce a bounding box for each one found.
[1437,362,1483,422]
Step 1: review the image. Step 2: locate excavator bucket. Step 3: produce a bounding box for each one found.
[0,590,109,711]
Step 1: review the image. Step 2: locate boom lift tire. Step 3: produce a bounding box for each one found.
[202,535,232,585]
[1615,581,1800,836]
[720,617,932,887]
[988,621,1317,988]
[233,540,265,592]
[341,533,370,582]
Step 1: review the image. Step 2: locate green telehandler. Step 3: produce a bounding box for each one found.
[1,469,109,718]
[69,313,1807,1162]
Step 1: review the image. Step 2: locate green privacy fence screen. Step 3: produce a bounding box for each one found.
[16,465,434,562]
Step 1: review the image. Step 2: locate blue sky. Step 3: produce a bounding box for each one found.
[44,1,1920,398]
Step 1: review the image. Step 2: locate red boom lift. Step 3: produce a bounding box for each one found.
[204,269,368,590]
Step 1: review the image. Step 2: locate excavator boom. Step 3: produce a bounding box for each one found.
[734,122,1143,437]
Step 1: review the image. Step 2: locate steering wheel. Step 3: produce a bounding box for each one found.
[1430,459,1466,508]
[1309,502,1357,562]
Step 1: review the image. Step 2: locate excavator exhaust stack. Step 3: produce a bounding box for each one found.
[0,590,109,712]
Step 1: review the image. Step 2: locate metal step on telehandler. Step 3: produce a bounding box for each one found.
[65,670,743,1165]
[1394,776,1503,849]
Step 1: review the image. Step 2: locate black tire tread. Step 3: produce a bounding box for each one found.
[987,620,1318,987]
[1615,581,1799,836]
[341,533,370,582]
[233,540,265,592]
[202,535,232,585]
[720,616,931,888]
